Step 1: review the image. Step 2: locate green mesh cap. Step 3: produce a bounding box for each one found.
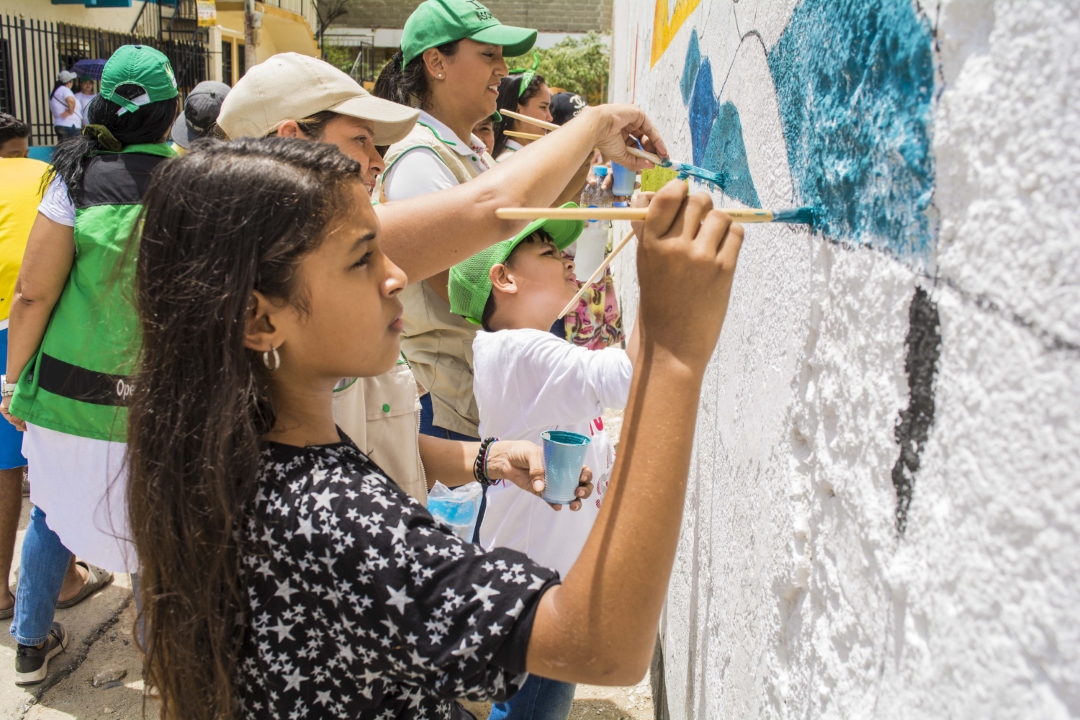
[449,203,584,324]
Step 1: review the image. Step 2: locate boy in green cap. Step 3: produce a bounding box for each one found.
[449,204,641,719]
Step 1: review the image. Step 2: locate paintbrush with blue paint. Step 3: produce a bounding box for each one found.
[623,141,732,188]
[496,206,818,224]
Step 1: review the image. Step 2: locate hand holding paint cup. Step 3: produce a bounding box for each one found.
[541,430,591,505]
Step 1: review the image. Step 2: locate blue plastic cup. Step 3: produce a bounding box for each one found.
[610,162,637,197]
[541,430,591,504]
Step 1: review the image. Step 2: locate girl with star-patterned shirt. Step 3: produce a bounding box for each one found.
[125,128,743,720]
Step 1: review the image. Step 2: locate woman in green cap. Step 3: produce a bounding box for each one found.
[0,44,178,685]
[372,0,587,448]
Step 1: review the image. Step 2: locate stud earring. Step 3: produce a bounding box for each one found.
[263,345,280,371]
[437,74,443,79]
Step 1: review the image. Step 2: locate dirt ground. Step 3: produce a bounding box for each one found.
[2,497,653,720]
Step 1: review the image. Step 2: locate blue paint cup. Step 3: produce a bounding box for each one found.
[610,162,637,197]
[541,430,591,505]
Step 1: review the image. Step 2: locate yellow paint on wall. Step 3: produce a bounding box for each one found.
[650,0,702,67]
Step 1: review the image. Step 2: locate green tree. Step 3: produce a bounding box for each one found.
[505,31,610,105]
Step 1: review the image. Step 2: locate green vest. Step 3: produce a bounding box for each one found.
[11,143,175,442]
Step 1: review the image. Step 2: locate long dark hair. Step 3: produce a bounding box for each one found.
[373,42,460,109]
[48,83,177,200]
[492,72,547,157]
[126,138,361,720]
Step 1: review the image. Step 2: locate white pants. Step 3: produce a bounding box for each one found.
[24,423,135,573]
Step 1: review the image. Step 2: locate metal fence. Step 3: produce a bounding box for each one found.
[0,13,209,147]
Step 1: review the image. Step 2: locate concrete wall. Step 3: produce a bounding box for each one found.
[610,1,1080,717]
[0,1,142,33]
[343,0,612,33]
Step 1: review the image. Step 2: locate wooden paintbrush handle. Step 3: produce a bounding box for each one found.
[497,207,776,222]
[499,108,560,131]
[559,229,637,319]
[503,130,545,141]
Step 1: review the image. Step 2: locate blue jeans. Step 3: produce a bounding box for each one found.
[489,674,576,720]
[10,507,70,646]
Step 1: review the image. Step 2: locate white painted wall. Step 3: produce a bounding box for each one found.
[611,1,1080,717]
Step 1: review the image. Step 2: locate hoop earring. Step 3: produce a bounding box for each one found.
[263,345,281,371]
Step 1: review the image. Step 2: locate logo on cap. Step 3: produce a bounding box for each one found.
[465,0,493,21]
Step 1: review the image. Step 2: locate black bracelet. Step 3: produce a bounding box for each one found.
[474,437,499,487]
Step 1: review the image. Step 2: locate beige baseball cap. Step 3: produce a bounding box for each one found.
[217,52,419,145]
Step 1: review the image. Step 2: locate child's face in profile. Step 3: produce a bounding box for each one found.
[273,182,408,381]
[493,237,578,325]
[473,119,495,154]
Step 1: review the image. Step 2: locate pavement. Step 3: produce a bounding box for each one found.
[2,496,654,720]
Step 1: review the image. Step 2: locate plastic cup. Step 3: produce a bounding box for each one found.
[610,162,637,197]
[541,430,591,505]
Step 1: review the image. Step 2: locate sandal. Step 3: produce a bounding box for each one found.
[55,562,113,610]
[0,590,13,620]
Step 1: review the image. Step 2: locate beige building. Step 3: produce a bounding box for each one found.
[213,1,319,86]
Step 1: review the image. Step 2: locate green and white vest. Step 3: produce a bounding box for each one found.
[11,143,175,442]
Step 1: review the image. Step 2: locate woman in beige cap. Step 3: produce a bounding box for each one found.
[216,51,665,506]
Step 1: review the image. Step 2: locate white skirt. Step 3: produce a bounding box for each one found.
[24,423,135,573]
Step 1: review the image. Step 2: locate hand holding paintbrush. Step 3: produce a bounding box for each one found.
[500,108,667,172]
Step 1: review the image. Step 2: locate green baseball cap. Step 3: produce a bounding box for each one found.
[449,203,584,324]
[401,0,538,67]
[100,45,178,114]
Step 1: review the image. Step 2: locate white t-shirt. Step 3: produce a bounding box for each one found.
[74,91,97,123]
[381,110,491,201]
[50,85,81,129]
[39,176,76,227]
[473,328,633,577]
[495,138,523,163]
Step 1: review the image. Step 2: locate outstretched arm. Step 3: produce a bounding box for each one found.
[525,180,745,685]
[375,104,668,284]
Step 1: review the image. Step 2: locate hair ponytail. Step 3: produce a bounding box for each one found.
[492,71,547,157]
[47,83,177,200]
[373,41,461,109]
[127,138,361,720]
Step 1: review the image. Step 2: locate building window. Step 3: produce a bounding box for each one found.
[237,41,246,80]
[222,39,233,86]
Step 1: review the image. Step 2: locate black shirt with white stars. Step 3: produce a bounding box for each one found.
[235,436,561,720]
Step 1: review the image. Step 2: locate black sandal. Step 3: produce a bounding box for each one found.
[55,562,113,610]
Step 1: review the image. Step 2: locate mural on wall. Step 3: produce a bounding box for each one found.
[618,0,1080,717]
[651,0,704,67]
[669,0,937,260]
[665,0,943,535]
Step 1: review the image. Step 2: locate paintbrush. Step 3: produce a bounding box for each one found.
[621,142,730,188]
[503,130,545,141]
[496,206,818,224]
[499,108,560,131]
[559,229,636,319]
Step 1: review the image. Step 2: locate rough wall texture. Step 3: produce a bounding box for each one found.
[344,0,612,33]
[610,1,1080,717]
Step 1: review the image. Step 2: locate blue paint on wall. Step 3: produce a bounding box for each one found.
[686,57,717,167]
[680,44,761,207]
[768,0,936,259]
[681,29,701,105]
[703,102,761,207]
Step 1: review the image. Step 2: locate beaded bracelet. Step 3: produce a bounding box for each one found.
[473,437,499,487]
